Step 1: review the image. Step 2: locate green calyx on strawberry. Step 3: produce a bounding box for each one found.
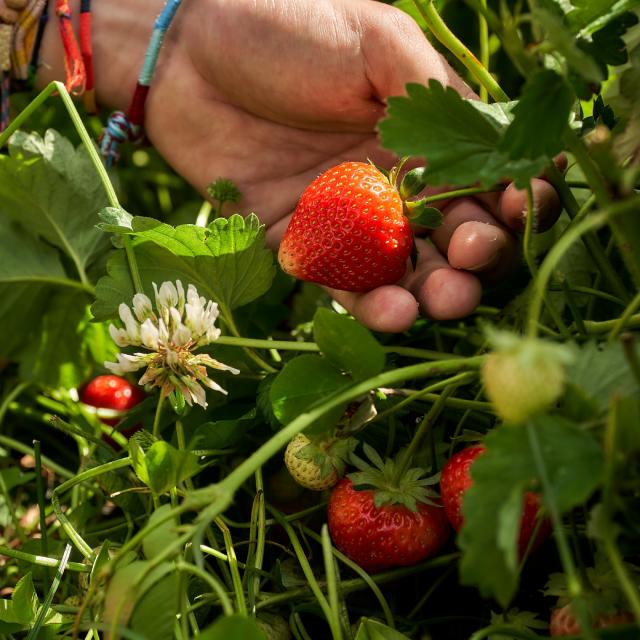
[284,433,356,491]
[278,160,441,293]
[327,444,450,572]
[481,329,575,424]
[347,442,440,511]
[545,554,639,636]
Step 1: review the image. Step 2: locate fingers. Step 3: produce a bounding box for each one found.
[360,2,475,100]
[326,285,419,333]
[402,239,483,320]
[498,179,562,233]
[430,198,519,273]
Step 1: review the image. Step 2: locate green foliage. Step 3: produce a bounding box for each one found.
[104,560,179,640]
[93,213,275,319]
[379,80,553,188]
[130,433,201,494]
[0,130,109,274]
[313,308,386,381]
[459,416,604,606]
[199,614,267,639]
[500,70,574,160]
[354,618,412,639]
[567,341,640,413]
[269,355,351,435]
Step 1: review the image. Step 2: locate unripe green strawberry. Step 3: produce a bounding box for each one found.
[284,434,339,491]
[481,330,575,424]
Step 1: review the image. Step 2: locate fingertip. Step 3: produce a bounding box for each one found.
[499,178,562,233]
[420,268,482,320]
[330,285,419,333]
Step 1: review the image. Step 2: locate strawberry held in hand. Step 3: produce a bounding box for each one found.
[278,162,414,292]
[440,445,551,557]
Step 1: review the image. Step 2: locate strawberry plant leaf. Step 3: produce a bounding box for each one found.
[566,341,640,413]
[17,291,110,388]
[354,618,412,640]
[11,573,38,624]
[380,80,502,186]
[0,130,109,275]
[270,355,351,435]
[199,614,267,640]
[459,416,603,606]
[0,220,69,358]
[131,439,201,495]
[313,308,385,381]
[533,6,603,84]
[500,70,574,161]
[379,80,548,188]
[97,206,133,233]
[564,0,640,37]
[105,561,179,640]
[92,214,275,319]
[142,505,180,560]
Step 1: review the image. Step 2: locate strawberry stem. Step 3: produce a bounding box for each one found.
[391,377,465,485]
[412,0,509,102]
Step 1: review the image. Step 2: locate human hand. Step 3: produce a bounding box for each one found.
[39,0,563,332]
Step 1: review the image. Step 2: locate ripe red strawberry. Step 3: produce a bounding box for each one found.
[278,162,413,292]
[327,477,450,573]
[550,604,635,636]
[80,375,145,428]
[440,445,551,557]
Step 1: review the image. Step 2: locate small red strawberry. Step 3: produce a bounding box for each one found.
[278,162,414,292]
[440,445,551,557]
[327,445,450,572]
[549,605,635,636]
[80,375,145,429]
[328,478,450,573]
[546,555,639,636]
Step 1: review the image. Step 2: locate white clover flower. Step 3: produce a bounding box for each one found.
[104,280,239,408]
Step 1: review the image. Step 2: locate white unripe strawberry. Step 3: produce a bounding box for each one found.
[284,434,339,491]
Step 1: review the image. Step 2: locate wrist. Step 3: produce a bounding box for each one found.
[36,0,164,109]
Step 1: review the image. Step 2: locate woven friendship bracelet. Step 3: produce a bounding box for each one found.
[55,0,85,95]
[100,0,182,166]
[0,0,45,131]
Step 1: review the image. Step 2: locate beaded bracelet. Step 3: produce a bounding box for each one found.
[0,0,95,131]
[100,0,182,166]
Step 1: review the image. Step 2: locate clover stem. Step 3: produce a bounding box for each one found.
[412,0,508,102]
[221,308,277,373]
[152,394,164,438]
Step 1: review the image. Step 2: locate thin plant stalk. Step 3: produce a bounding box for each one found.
[412,0,509,102]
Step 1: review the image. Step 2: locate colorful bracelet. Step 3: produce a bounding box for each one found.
[0,0,95,132]
[0,0,48,131]
[100,0,182,167]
